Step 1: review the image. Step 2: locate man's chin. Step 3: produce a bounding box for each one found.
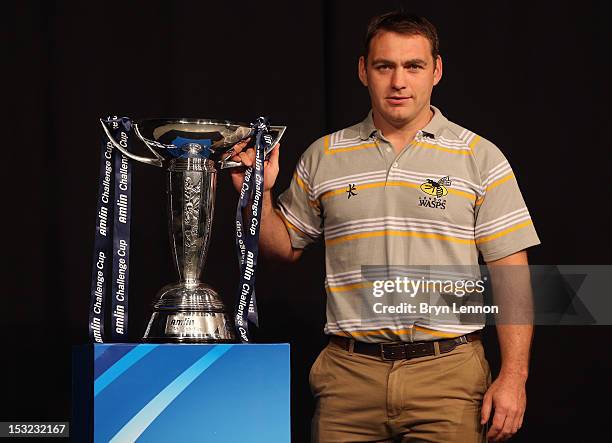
[383,111,416,127]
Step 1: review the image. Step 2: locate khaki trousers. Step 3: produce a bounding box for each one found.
[310,338,492,443]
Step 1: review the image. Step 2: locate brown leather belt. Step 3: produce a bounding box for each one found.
[330,331,481,361]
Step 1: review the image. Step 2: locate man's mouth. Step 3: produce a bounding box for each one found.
[385,96,411,105]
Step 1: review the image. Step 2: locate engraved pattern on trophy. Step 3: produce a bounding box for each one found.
[184,176,201,248]
[168,167,216,286]
[100,118,286,343]
[182,174,202,278]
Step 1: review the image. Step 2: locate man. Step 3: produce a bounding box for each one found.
[231,11,539,443]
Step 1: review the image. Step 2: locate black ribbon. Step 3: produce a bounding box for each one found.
[89,117,133,343]
[234,117,272,342]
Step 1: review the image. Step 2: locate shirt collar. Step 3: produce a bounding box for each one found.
[358,105,448,141]
[358,111,378,140]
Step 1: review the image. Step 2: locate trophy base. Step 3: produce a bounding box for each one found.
[142,282,237,343]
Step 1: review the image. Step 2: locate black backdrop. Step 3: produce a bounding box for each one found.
[4,1,611,441]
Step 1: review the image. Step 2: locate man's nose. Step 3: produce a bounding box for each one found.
[391,69,407,91]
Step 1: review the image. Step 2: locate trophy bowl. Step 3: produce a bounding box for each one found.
[101,117,285,343]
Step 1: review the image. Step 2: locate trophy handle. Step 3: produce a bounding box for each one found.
[100,119,164,168]
[219,125,287,169]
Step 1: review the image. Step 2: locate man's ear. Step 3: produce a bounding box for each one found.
[358,56,368,87]
[433,55,443,86]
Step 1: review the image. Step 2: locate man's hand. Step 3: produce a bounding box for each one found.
[481,372,527,442]
[229,138,281,193]
[227,139,300,263]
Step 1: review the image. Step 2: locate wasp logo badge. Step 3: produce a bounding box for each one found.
[418,176,452,210]
[419,176,452,198]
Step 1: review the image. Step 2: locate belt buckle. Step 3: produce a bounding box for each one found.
[380,343,407,361]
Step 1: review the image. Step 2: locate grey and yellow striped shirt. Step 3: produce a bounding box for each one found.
[277,106,540,343]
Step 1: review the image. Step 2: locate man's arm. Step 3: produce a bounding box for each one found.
[481,250,533,442]
[258,190,303,263]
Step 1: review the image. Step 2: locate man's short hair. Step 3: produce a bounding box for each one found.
[364,11,440,62]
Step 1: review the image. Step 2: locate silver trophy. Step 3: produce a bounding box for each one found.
[101,118,285,343]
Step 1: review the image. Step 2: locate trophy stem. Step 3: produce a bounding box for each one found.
[168,159,217,283]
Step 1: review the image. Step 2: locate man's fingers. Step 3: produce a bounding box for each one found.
[268,143,280,169]
[498,409,516,441]
[229,138,252,161]
[481,392,492,425]
[232,139,277,167]
[511,408,524,436]
[239,150,254,167]
[507,392,525,438]
[510,413,521,436]
[487,408,507,441]
[233,138,251,154]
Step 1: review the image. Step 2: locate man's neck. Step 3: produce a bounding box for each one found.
[372,105,434,153]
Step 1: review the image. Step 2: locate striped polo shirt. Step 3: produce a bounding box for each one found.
[277,106,540,343]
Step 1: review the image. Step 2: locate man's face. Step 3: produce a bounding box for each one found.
[359,31,442,127]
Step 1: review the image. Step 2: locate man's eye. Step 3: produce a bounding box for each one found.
[376,65,392,71]
[407,64,424,70]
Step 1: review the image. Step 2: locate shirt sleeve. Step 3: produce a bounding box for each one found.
[473,140,541,262]
[276,152,323,249]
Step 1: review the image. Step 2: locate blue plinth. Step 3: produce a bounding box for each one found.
[73,343,290,442]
